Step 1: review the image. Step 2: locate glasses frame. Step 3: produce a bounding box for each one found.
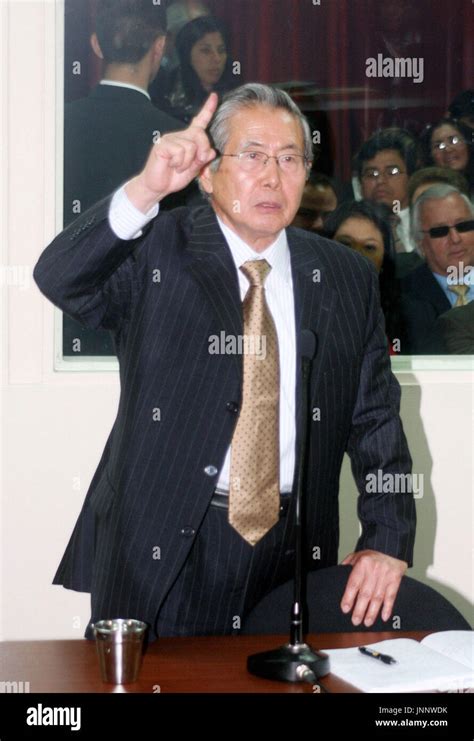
[431,135,466,151]
[421,219,474,239]
[361,165,406,180]
[218,150,310,174]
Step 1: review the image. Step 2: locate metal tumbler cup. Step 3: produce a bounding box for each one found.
[93,618,147,684]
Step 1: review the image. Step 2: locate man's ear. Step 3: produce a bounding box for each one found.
[152,35,166,63]
[90,33,104,60]
[199,163,215,196]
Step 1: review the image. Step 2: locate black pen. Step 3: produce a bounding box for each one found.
[358,646,397,665]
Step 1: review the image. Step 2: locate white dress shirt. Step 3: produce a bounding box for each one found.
[109,187,297,493]
[396,207,416,254]
[100,80,151,101]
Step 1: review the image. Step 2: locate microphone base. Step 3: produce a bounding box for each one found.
[247,641,330,683]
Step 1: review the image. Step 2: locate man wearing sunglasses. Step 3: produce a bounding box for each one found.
[401,184,474,353]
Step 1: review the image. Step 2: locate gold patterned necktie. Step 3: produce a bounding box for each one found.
[228,259,280,546]
[448,284,470,307]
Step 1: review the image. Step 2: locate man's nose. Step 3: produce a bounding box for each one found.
[261,157,282,185]
[448,225,462,244]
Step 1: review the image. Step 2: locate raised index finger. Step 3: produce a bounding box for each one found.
[191,92,219,130]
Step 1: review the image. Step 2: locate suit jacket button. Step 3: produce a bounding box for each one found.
[204,465,218,476]
[180,527,195,538]
[226,401,239,413]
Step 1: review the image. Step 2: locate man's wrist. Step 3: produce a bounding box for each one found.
[125,176,165,214]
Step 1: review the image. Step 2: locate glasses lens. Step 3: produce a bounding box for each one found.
[456,220,474,233]
[428,221,474,238]
[279,155,303,173]
[239,152,265,171]
[429,226,450,238]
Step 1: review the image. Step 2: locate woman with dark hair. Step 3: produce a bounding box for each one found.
[323,200,404,353]
[420,118,474,195]
[163,15,234,123]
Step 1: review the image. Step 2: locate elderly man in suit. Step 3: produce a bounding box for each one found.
[34,84,416,641]
[401,184,474,353]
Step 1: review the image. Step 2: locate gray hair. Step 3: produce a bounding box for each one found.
[411,183,474,246]
[207,83,314,171]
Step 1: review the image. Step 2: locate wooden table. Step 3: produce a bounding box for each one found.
[0,631,431,693]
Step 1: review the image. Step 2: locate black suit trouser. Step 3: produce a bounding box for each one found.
[155,497,296,638]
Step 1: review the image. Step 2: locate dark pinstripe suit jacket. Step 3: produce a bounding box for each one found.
[33,199,416,631]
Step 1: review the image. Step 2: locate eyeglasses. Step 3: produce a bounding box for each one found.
[361,165,406,180]
[431,135,465,151]
[422,219,474,239]
[219,150,309,174]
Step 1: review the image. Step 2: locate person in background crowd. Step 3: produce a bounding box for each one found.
[149,0,210,106]
[323,200,404,353]
[448,89,474,130]
[353,128,421,255]
[408,167,470,207]
[291,173,338,233]
[64,0,181,224]
[161,15,235,123]
[402,184,474,353]
[398,167,471,278]
[420,118,474,196]
[435,301,474,354]
[63,0,183,355]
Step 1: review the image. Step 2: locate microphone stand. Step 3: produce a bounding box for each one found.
[247,332,330,684]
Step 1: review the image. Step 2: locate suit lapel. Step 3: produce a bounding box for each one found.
[185,207,243,382]
[288,229,339,386]
[418,264,452,313]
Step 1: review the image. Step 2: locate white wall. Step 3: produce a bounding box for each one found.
[1,1,472,640]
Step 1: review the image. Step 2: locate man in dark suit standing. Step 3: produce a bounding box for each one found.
[63,1,183,355]
[64,1,182,225]
[35,84,416,641]
[401,184,474,353]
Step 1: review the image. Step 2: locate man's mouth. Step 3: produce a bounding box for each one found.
[255,202,282,210]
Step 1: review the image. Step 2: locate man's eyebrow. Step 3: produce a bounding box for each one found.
[240,140,302,152]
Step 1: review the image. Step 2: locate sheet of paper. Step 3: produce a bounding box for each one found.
[421,631,474,671]
[324,638,474,693]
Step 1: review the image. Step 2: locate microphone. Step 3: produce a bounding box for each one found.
[247,330,330,685]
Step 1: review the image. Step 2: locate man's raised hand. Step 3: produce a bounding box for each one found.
[126,93,218,213]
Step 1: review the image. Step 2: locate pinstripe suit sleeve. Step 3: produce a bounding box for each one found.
[346,266,416,566]
[33,196,156,332]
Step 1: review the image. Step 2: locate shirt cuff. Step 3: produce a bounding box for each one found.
[109,184,159,240]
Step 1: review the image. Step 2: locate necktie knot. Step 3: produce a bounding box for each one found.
[240,259,271,287]
[448,284,470,307]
